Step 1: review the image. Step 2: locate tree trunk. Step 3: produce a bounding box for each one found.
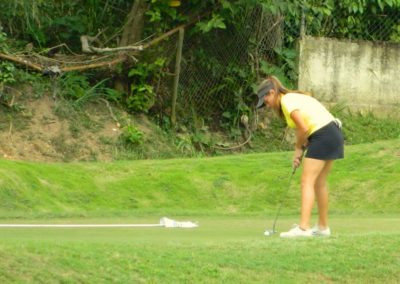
[115,0,147,93]
[120,0,147,46]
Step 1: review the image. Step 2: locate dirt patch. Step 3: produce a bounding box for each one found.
[0,92,126,162]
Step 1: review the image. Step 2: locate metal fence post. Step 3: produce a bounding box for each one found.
[171,27,184,126]
[300,7,306,39]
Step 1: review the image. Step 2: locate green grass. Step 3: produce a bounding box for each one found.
[0,139,399,218]
[0,139,399,283]
[0,216,399,283]
[340,110,400,145]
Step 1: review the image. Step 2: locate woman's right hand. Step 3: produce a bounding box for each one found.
[293,147,305,168]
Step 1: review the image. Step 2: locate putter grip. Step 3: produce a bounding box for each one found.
[292,146,306,174]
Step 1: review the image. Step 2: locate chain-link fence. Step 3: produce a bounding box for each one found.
[151,2,400,124]
[175,5,289,122]
[303,3,400,42]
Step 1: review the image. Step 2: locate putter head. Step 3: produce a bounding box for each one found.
[264,229,276,237]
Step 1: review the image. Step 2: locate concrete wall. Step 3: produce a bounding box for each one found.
[298,36,400,115]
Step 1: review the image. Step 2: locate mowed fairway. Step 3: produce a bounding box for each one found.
[0,215,399,283]
[0,139,399,283]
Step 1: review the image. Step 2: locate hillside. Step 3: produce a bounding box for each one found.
[0,88,182,162]
[1,83,399,164]
[0,83,293,163]
[0,139,398,218]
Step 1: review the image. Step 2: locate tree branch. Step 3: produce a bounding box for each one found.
[0,11,210,73]
[80,35,143,54]
[0,52,43,72]
[60,55,127,72]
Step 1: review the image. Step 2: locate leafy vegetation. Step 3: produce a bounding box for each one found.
[0,0,132,49]
[0,63,15,85]
[120,124,144,146]
[127,58,167,112]
[0,0,399,157]
[0,31,16,91]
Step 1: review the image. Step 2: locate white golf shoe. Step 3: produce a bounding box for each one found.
[280,225,314,238]
[312,225,331,237]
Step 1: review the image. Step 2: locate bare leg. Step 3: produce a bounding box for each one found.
[299,158,328,229]
[314,161,333,229]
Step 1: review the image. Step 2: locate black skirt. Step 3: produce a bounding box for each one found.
[306,121,344,160]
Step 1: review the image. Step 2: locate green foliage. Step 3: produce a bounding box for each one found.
[1,0,399,139]
[259,60,293,89]
[259,0,400,42]
[197,14,227,33]
[0,0,132,49]
[273,48,298,83]
[180,32,256,129]
[0,30,10,52]
[13,70,49,98]
[390,24,400,42]
[51,16,88,47]
[73,79,110,107]
[56,73,111,107]
[0,32,16,87]
[104,87,124,104]
[305,0,399,41]
[145,0,186,31]
[176,134,197,155]
[120,124,144,146]
[0,62,16,85]
[127,58,166,113]
[0,60,19,109]
[191,126,214,152]
[175,116,214,155]
[220,85,252,140]
[58,73,90,100]
[127,83,155,113]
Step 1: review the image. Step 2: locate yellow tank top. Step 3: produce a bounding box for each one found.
[281,93,334,135]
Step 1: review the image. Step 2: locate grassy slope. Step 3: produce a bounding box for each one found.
[0,139,399,217]
[0,139,399,283]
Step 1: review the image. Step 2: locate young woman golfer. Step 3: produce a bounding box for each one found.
[256,76,344,238]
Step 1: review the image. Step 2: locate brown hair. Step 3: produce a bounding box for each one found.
[257,76,304,118]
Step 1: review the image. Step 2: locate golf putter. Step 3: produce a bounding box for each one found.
[264,150,305,237]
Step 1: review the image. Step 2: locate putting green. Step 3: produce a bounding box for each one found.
[0,215,398,243]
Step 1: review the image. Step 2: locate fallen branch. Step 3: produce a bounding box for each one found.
[79,23,184,54]
[37,43,80,56]
[0,51,127,74]
[80,12,208,55]
[81,35,144,54]
[60,55,127,72]
[0,53,43,72]
[0,11,209,73]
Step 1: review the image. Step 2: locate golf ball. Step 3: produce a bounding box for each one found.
[264,230,271,236]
